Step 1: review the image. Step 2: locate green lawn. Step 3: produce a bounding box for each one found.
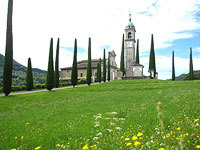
[0,79,199,150]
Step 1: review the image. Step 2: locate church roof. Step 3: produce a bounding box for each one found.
[133,63,144,67]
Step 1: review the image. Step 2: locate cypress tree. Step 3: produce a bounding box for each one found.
[46,38,54,91]
[97,62,100,82]
[103,49,106,82]
[135,39,140,64]
[98,58,102,83]
[172,51,175,81]
[149,34,156,77]
[87,37,92,85]
[54,38,60,88]
[3,0,13,96]
[189,48,194,80]
[120,34,125,75]
[107,53,110,81]
[26,58,33,90]
[71,39,78,87]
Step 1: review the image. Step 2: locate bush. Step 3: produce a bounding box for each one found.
[11,86,26,92]
[34,84,46,89]
[78,78,87,84]
[59,82,71,87]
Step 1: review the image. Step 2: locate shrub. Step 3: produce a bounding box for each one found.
[79,78,87,84]
[59,82,71,87]
[11,86,26,92]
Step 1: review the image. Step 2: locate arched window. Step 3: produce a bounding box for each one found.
[128,32,132,38]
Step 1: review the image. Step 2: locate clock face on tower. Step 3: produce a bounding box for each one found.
[127,41,133,47]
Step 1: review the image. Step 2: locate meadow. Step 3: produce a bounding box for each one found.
[0,79,199,150]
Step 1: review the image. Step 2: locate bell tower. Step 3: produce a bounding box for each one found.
[124,13,136,77]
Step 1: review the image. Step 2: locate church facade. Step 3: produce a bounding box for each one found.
[60,50,121,82]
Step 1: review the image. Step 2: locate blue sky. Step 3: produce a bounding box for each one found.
[0,0,200,79]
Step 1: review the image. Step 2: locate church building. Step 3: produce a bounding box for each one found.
[60,13,158,82]
[60,50,121,82]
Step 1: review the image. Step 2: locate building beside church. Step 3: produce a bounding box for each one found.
[60,50,121,82]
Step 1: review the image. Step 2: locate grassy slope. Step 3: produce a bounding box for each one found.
[0,79,199,149]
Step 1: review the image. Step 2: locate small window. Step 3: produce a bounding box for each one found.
[128,32,132,38]
[80,73,83,77]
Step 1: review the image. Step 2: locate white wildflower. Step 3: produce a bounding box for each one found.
[107,129,112,132]
[94,124,100,128]
[93,137,99,140]
[119,118,125,120]
[116,127,122,130]
[96,132,102,136]
[111,112,117,114]
[110,122,115,126]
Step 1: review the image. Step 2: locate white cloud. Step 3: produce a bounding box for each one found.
[0,0,200,79]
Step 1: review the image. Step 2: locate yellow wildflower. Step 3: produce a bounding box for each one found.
[196,145,200,149]
[56,144,60,147]
[139,137,143,140]
[83,144,88,150]
[184,133,188,137]
[125,138,130,141]
[176,127,181,131]
[157,101,162,108]
[132,135,138,141]
[137,132,143,137]
[26,122,30,126]
[126,143,132,146]
[134,141,141,146]
[195,119,199,122]
[15,136,17,140]
[11,149,16,150]
[21,136,23,140]
[158,148,165,150]
[166,134,170,138]
[35,146,41,150]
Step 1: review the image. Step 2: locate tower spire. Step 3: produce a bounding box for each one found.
[129,12,132,22]
[128,12,134,27]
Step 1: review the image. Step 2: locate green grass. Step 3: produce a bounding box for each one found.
[0,79,199,150]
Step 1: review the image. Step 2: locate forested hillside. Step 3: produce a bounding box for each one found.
[0,54,46,87]
[175,70,200,80]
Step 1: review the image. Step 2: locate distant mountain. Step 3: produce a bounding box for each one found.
[0,54,46,87]
[175,70,200,81]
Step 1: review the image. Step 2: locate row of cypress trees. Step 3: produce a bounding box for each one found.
[26,38,60,91]
[46,38,60,91]
[172,48,194,81]
[71,38,110,87]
